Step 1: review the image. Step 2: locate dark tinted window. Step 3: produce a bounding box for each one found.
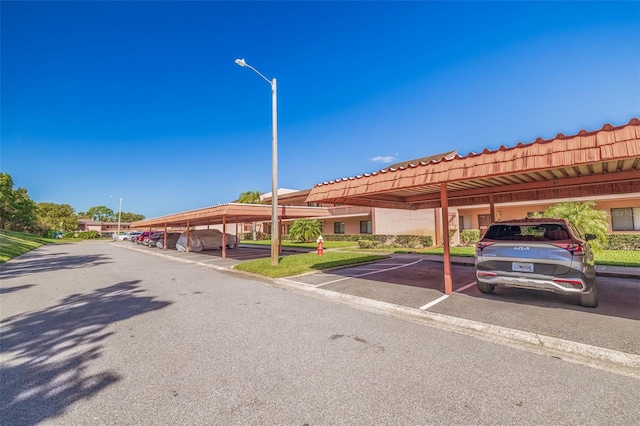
[484,223,567,241]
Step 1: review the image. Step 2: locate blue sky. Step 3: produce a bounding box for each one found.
[2,1,639,219]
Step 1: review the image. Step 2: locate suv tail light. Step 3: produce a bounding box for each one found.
[476,242,495,251]
[553,278,583,286]
[552,243,585,255]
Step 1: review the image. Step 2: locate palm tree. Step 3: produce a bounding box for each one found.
[289,219,322,243]
[543,201,608,250]
[237,191,263,240]
[237,191,262,204]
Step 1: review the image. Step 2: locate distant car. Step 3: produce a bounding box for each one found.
[135,231,155,244]
[144,231,165,246]
[113,231,128,240]
[475,218,598,308]
[122,231,142,241]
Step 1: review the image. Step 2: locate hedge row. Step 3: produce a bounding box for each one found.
[607,234,640,250]
[356,234,433,249]
[63,230,102,239]
[242,232,433,248]
[243,231,640,250]
[457,229,640,250]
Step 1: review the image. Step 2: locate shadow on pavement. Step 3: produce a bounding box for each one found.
[0,280,172,425]
[0,250,111,280]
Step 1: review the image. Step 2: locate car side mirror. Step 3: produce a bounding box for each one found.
[584,234,596,241]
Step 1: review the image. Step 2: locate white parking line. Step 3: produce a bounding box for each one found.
[419,295,450,310]
[346,267,394,271]
[455,281,477,293]
[371,263,410,267]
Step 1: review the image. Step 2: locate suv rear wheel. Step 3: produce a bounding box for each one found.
[477,280,495,294]
[578,284,598,308]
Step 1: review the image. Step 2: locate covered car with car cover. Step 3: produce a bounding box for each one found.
[176,229,238,252]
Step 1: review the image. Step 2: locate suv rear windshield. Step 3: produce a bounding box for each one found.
[484,223,570,241]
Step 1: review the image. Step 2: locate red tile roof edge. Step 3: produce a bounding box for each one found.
[314,118,640,187]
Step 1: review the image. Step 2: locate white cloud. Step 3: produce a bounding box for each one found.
[370,155,397,163]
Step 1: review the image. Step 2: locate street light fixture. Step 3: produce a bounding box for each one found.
[235,58,279,266]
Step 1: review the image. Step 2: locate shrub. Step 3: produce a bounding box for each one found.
[242,232,268,241]
[393,235,433,248]
[606,234,640,250]
[63,230,101,239]
[460,229,480,245]
[289,219,322,242]
[357,239,380,249]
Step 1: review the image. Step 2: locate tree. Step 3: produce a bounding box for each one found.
[543,201,609,250]
[237,191,263,240]
[237,191,263,204]
[37,202,78,232]
[289,219,322,243]
[120,212,145,222]
[84,206,115,222]
[0,173,38,232]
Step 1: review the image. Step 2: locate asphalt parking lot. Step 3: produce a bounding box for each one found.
[118,243,640,359]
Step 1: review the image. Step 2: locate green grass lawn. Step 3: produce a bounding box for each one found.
[234,251,389,278]
[595,250,640,267]
[0,229,58,263]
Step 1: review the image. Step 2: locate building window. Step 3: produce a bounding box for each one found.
[360,220,372,234]
[334,222,345,234]
[459,215,472,230]
[611,207,640,231]
[478,214,492,228]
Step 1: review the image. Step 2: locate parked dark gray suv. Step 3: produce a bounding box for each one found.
[475,218,598,307]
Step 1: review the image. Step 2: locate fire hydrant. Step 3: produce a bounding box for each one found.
[317,235,324,256]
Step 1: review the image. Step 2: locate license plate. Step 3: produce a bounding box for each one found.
[512,262,534,273]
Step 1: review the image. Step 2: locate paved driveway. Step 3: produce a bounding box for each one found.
[119,243,640,358]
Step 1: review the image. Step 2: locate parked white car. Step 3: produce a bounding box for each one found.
[120,231,142,241]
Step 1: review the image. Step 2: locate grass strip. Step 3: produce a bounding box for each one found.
[0,229,55,263]
[367,245,639,267]
[234,251,389,278]
[594,250,640,268]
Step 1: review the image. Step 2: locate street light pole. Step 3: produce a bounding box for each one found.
[117,197,122,240]
[235,58,279,266]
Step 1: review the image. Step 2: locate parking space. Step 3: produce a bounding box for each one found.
[281,256,477,309]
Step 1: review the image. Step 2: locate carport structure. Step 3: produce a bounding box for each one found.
[306,119,640,294]
[130,203,330,258]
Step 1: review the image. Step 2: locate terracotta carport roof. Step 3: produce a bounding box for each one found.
[130,203,331,228]
[306,119,640,209]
